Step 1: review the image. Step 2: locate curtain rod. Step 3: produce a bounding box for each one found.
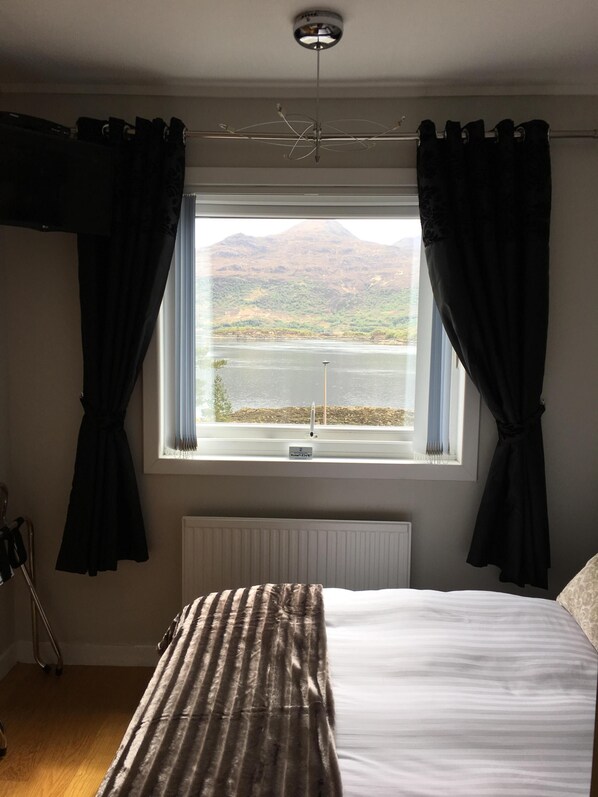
[182,128,598,143]
[67,123,598,143]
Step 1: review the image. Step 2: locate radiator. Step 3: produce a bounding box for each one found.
[182,516,411,605]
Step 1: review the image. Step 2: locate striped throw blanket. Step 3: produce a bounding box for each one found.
[97,584,342,797]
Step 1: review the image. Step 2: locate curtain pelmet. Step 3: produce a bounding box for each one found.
[56,116,186,575]
[417,119,551,588]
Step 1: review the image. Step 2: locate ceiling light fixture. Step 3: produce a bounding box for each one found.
[219,10,405,163]
[293,10,343,49]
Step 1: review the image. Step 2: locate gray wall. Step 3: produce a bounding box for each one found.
[1,92,597,655]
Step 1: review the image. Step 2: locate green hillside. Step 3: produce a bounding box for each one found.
[204,276,417,342]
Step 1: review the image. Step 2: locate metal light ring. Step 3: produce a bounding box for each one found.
[293,10,344,50]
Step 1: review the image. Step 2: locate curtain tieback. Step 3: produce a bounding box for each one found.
[81,398,125,431]
[496,403,545,442]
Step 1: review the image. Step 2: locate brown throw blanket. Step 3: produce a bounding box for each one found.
[97,584,342,796]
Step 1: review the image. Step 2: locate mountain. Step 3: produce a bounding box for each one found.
[202,219,419,291]
[196,220,420,343]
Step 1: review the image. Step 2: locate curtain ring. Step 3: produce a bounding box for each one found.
[491,127,499,143]
[515,125,526,142]
[101,123,110,138]
[461,127,469,144]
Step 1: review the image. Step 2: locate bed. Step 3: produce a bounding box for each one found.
[97,578,598,797]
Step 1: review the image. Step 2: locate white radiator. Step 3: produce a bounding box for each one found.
[182,516,411,605]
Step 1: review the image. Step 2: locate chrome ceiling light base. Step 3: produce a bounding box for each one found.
[219,9,404,163]
[293,10,343,50]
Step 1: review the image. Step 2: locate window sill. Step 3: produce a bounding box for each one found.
[143,451,478,481]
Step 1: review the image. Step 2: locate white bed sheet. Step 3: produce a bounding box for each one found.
[323,588,597,797]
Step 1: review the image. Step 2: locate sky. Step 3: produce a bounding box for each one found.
[196,218,422,247]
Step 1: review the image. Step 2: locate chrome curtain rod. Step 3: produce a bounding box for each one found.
[182,128,598,143]
[67,124,598,143]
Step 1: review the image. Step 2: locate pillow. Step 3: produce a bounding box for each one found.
[557,553,598,652]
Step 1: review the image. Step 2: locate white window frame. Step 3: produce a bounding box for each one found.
[143,167,479,480]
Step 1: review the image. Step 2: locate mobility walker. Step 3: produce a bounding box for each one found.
[0,483,63,756]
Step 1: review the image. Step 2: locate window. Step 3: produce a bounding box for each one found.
[143,168,479,479]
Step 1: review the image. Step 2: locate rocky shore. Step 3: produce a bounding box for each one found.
[225,405,414,427]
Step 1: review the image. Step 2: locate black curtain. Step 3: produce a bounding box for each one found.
[417,119,551,588]
[56,116,186,575]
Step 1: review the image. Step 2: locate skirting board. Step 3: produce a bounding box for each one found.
[12,640,159,669]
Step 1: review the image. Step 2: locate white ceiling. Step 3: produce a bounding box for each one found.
[1,0,598,95]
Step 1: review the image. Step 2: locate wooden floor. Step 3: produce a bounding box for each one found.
[0,663,153,797]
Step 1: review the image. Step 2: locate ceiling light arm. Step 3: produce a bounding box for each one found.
[276,105,312,139]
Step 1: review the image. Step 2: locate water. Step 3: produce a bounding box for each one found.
[203,338,416,411]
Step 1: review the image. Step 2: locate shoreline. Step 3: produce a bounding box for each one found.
[221,405,415,427]
[212,334,416,348]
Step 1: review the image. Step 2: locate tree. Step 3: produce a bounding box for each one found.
[213,359,232,421]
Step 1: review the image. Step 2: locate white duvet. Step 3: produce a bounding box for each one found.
[324,588,597,797]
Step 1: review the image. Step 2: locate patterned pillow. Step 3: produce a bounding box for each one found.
[556,553,598,652]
